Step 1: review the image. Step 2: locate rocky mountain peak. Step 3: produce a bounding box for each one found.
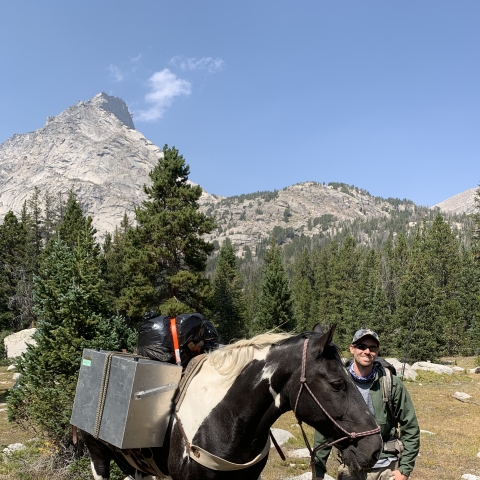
[0,93,161,236]
[88,92,135,129]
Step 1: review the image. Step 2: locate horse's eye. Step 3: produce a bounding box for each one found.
[330,380,344,392]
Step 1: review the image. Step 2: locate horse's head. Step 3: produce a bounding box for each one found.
[269,324,382,472]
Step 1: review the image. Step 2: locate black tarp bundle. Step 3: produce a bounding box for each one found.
[137,312,219,367]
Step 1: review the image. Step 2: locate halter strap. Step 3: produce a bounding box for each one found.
[293,338,381,479]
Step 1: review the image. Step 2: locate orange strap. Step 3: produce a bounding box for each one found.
[170,317,181,366]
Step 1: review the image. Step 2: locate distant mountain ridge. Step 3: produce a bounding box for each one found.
[0,93,475,247]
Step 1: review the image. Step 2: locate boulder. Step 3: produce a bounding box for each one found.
[452,366,465,373]
[469,367,480,374]
[453,392,472,401]
[4,328,36,358]
[286,474,334,480]
[2,443,26,458]
[383,358,417,380]
[270,428,294,447]
[411,362,453,375]
[289,448,310,458]
[462,475,480,480]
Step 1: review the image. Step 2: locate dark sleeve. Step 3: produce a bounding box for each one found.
[314,429,332,478]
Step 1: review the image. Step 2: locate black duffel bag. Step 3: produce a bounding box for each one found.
[137,312,219,367]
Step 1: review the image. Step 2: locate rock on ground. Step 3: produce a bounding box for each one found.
[2,443,26,458]
[284,473,334,480]
[4,328,36,358]
[453,392,472,401]
[469,367,480,374]
[289,448,310,458]
[461,474,480,480]
[270,428,294,446]
[383,358,417,380]
[411,361,453,375]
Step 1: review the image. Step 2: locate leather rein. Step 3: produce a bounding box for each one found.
[293,338,381,479]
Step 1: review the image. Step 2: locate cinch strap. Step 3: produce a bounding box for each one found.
[170,318,181,366]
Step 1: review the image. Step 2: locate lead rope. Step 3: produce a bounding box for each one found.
[293,338,381,480]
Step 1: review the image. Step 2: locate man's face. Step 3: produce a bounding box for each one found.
[349,336,379,368]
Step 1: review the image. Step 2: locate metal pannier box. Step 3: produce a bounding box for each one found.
[70,349,182,449]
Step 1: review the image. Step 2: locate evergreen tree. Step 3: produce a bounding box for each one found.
[323,236,361,348]
[212,239,247,342]
[0,212,28,331]
[55,190,99,256]
[393,229,443,362]
[291,248,316,331]
[7,234,135,443]
[252,238,293,334]
[101,215,133,315]
[118,145,216,319]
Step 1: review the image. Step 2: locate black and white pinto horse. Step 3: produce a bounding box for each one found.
[82,324,382,480]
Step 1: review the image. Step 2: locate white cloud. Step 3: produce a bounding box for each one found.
[108,64,124,82]
[131,53,142,63]
[136,69,191,122]
[170,56,225,73]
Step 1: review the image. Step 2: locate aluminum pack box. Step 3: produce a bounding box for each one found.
[70,349,182,449]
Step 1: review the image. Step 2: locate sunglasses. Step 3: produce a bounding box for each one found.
[354,343,379,353]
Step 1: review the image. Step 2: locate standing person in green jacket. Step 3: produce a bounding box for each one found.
[314,329,420,480]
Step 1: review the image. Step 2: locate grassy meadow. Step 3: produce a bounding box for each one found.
[1,359,480,480]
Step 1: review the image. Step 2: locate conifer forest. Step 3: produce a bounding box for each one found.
[1,145,480,445]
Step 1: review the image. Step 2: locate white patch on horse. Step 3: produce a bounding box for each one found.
[90,460,106,480]
[177,346,272,441]
[259,364,281,408]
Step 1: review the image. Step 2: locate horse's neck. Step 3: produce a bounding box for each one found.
[177,350,289,456]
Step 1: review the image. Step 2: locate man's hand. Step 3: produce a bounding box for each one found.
[390,470,408,480]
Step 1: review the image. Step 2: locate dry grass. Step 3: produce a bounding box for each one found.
[2,361,480,479]
[0,365,32,448]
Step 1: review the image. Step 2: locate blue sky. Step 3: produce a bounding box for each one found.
[1,1,479,207]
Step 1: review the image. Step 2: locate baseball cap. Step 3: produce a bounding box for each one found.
[351,329,380,346]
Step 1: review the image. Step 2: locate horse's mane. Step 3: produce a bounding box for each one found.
[207,332,293,383]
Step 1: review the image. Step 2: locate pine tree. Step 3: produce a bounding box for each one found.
[7,233,135,443]
[291,248,316,331]
[324,236,361,348]
[0,212,28,331]
[252,238,293,334]
[56,190,99,255]
[212,239,247,342]
[118,145,216,319]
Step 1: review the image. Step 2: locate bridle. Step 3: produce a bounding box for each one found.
[293,338,381,478]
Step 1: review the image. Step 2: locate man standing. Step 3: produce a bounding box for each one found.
[314,329,420,480]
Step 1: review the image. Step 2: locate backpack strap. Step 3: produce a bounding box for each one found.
[380,365,394,421]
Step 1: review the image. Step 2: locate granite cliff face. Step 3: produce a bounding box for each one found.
[0,93,162,234]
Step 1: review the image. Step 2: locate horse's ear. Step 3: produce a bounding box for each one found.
[312,322,324,334]
[310,324,337,356]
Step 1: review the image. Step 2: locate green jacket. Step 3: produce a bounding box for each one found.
[314,366,420,478]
